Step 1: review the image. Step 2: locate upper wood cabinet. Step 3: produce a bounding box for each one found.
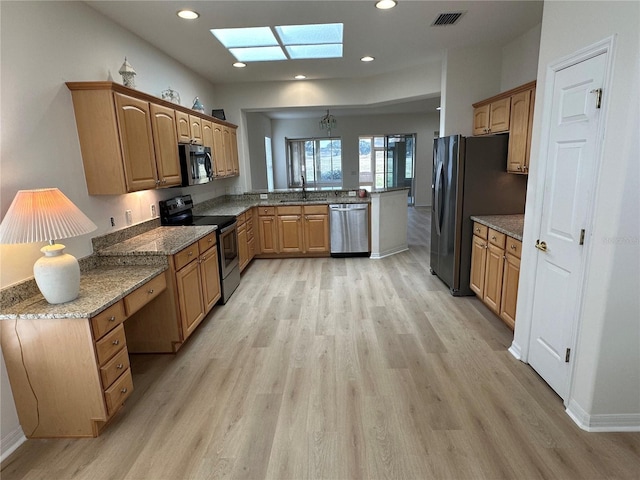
[66,82,239,193]
[472,81,536,174]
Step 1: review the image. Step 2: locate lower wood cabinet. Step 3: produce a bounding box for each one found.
[0,273,166,438]
[256,204,330,257]
[124,231,221,353]
[237,208,256,272]
[470,222,522,330]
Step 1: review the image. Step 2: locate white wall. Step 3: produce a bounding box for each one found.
[501,23,542,91]
[269,112,439,205]
[0,1,236,456]
[245,113,273,190]
[515,1,640,425]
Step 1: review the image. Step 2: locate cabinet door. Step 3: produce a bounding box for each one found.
[149,103,181,187]
[483,243,505,313]
[223,126,234,176]
[237,223,249,271]
[473,104,490,135]
[304,214,329,253]
[175,259,205,339]
[175,111,191,143]
[470,235,487,296]
[525,88,536,173]
[489,97,511,133]
[212,122,226,177]
[189,115,203,145]
[229,127,239,176]
[200,246,221,313]
[247,236,256,261]
[114,93,158,191]
[506,90,531,173]
[278,215,304,253]
[258,215,278,254]
[202,119,214,151]
[500,253,521,330]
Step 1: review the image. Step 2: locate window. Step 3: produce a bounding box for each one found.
[287,138,342,187]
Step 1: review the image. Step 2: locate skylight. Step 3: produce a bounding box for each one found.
[210,23,344,63]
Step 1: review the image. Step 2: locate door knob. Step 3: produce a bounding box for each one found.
[535,240,548,252]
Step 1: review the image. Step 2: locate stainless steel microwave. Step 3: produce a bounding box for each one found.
[179,144,213,186]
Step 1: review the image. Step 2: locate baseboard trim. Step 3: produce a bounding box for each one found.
[1,426,26,463]
[370,245,408,259]
[566,399,640,432]
[508,341,523,360]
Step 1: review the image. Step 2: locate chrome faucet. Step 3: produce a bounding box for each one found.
[301,175,307,199]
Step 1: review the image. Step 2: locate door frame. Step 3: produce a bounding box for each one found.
[511,36,616,405]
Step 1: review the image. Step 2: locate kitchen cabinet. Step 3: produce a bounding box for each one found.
[473,97,511,135]
[278,205,305,253]
[124,232,220,352]
[66,82,239,193]
[303,205,330,253]
[0,273,166,438]
[472,81,536,174]
[257,206,279,254]
[237,209,255,272]
[469,222,522,330]
[507,88,535,174]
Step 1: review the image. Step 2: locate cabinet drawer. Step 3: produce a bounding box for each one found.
[278,205,302,215]
[236,212,246,224]
[506,237,522,258]
[91,300,126,340]
[95,324,127,365]
[124,273,166,317]
[258,206,276,216]
[246,216,254,232]
[488,229,506,249]
[100,347,130,389]
[304,205,328,215]
[104,368,134,416]
[174,242,200,271]
[198,232,217,253]
[472,222,488,239]
[245,209,253,221]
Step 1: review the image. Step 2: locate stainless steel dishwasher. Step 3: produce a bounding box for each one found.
[329,203,370,257]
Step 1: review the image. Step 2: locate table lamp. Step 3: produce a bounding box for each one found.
[0,188,97,304]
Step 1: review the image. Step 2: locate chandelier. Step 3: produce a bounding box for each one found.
[319,109,337,136]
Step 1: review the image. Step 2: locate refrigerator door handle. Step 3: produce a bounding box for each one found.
[435,162,445,235]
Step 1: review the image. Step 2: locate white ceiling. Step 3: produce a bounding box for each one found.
[86,0,544,117]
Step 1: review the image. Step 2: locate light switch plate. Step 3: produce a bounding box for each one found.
[348,191,357,197]
[260,194,268,200]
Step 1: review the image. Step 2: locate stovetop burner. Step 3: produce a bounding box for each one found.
[159,194,235,229]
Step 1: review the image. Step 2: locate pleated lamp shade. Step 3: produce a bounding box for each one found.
[0,188,97,304]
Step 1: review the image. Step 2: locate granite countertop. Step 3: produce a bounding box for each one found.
[0,265,166,320]
[97,225,216,256]
[470,214,525,241]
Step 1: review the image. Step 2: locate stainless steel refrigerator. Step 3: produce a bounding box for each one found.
[430,134,528,296]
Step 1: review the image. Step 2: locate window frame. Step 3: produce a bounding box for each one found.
[287,137,342,188]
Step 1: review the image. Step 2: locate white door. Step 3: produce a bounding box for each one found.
[528,53,606,399]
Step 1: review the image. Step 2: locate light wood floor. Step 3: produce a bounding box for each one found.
[2,207,639,479]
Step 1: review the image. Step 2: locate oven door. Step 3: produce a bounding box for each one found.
[218,222,239,278]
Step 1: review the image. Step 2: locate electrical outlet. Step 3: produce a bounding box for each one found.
[150,204,156,217]
[110,217,115,227]
[260,193,268,200]
[125,210,133,225]
[348,191,357,197]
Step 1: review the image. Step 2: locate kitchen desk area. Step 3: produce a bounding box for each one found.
[469,214,524,330]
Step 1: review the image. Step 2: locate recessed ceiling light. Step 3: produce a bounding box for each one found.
[361,56,375,62]
[177,9,199,20]
[294,75,307,80]
[233,62,247,68]
[375,0,397,10]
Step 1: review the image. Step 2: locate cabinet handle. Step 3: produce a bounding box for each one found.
[510,244,517,250]
[120,387,128,394]
[116,363,124,369]
[108,316,116,322]
[491,236,497,241]
[155,179,161,185]
[516,165,522,170]
[112,339,120,346]
[208,238,213,243]
[475,227,480,233]
[148,289,154,294]
[188,251,194,257]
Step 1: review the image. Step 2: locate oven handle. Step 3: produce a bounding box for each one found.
[219,222,237,234]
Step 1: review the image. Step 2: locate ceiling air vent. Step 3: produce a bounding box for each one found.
[432,12,465,26]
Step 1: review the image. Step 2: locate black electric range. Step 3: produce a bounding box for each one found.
[159,194,235,229]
